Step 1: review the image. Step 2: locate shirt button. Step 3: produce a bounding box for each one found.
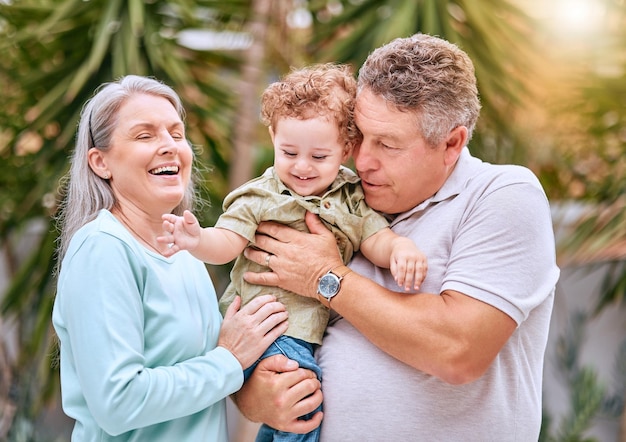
[323,201,331,209]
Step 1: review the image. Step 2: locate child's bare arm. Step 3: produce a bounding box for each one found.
[158,210,248,264]
[359,228,427,291]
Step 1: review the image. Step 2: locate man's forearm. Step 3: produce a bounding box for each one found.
[328,272,516,384]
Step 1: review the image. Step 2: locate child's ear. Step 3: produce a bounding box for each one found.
[341,144,353,163]
[268,126,275,143]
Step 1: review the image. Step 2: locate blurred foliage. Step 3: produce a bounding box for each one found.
[306,0,537,165]
[0,0,249,226]
[539,311,625,441]
[545,0,626,312]
[556,199,626,314]
[531,0,626,203]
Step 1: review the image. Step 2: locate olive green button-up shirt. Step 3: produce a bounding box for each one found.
[216,166,389,344]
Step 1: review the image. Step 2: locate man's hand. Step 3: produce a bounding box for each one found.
[233,355,323,433]
[243,212,343,298]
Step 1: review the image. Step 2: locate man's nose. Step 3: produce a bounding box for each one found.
[354,140,377,172]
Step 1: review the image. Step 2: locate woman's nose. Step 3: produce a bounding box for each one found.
[158,132,179,155]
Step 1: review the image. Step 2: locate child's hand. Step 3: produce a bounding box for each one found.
[157,210,202,257]
[389,238,427,291]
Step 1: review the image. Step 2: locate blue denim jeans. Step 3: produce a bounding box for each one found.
[245,335,322,442]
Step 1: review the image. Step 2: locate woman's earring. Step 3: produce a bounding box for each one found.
[104,173,110,179]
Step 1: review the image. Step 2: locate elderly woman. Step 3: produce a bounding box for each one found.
[52,75,288,441]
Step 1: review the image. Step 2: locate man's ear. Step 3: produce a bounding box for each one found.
[443,126,468,166]
[87,148,110,179]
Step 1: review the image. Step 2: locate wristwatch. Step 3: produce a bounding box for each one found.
[317,265,352,308]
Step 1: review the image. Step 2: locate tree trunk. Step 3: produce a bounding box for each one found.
[228,0,272,190]
[0,331,16,439]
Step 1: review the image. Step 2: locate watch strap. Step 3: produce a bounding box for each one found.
[317,265,352,308]
[332,265,352,279]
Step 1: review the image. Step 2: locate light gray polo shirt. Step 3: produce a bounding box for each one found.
[317,148,560,441]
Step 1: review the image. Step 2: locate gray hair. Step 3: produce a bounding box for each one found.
[56,75,195,261]
[357,33,481,147]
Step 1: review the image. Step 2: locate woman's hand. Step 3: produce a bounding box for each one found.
[243,212,344,299]
[218,295,288,370]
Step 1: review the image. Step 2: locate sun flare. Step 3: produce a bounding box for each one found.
[554,0,606,35]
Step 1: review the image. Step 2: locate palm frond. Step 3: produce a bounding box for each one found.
[306,0,536,164]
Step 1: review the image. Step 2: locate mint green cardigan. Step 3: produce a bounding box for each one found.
[53,210,242,441]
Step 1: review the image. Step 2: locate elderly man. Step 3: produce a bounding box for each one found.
[237,33,559,441]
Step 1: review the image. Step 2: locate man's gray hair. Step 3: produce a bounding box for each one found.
[357,33,481,147]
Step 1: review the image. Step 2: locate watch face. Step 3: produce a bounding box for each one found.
[319,273,340,298]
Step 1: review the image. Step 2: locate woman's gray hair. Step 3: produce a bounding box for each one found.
[357,33,481,147]
[56,75,195,261]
